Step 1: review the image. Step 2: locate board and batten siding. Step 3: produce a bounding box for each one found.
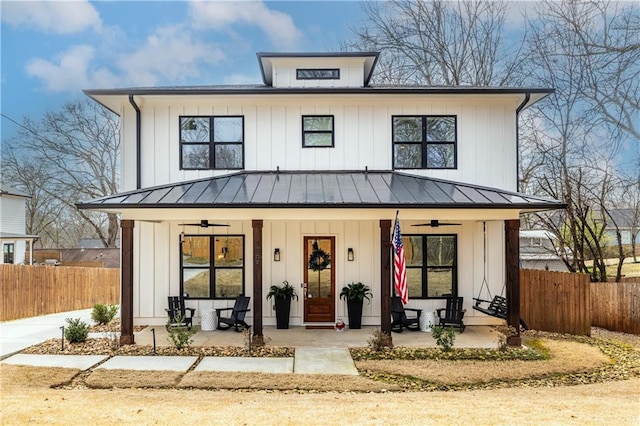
[131,219,505,326]
[0,196,27,234]
[118,95,519,193]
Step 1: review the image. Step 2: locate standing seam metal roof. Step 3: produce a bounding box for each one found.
[76,171,566,211]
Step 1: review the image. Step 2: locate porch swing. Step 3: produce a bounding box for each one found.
[472,222,528,330]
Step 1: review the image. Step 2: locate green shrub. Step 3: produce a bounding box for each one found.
[431,324,456,351]
[166,313,195,350]
[91,303,119,325]
[65,318,90,343]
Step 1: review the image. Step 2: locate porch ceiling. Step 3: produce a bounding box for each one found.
[77,171,565,213]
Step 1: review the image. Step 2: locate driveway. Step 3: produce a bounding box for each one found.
[0,308,93,359]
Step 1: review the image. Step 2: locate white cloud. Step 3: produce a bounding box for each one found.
[1,0,102,34]
[117,25,226,86]
[189,1,303,49]
[26,24,227,92]
[25,45,117,92]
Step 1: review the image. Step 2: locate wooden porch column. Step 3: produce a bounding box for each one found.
[252,220,265,346]
[380,219,393,346]
[505,219,521,346]
[120,219,135,345]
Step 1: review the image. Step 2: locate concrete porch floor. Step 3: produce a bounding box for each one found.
[133,325,501,349]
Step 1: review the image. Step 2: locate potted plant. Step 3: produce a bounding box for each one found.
[266,280,298,329]
[339,281,372,329]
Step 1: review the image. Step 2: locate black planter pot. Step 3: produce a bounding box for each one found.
[347,299,364,329]
[274,296,292,329]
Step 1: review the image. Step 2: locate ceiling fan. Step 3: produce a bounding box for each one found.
[178,220,229,228]
[412,220,461,228]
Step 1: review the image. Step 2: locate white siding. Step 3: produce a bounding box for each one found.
[132,95,520,191]
[0,195,27,234]
[133,218,504,326]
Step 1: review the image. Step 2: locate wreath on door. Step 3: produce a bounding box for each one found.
[308,240,331,272]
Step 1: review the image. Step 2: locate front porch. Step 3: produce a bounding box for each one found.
[134,325,501,349]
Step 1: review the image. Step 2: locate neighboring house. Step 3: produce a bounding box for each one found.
[604,209,640,246]
[520,230,568,272]
[78,51,565,344]
[32,248,120,268]
[0,184,38,265]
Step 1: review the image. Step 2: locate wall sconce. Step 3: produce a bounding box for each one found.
[274,248,281,262]
[347,248,354,261]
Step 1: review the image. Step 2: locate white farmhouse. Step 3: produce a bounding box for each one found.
[79,52,565,345]
[0,184,37,265]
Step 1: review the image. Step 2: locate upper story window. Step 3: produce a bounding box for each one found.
[179,116,244,170]
[392,115,457,169]
[302,115,334,147]
[403,234,457,299]
[296,68,340,80]
[181,235,245,299]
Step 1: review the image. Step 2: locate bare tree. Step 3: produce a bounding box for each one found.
[2,99,120,248]
[1,149,65,247]
[521,0,639,281]
[346,0,527,85]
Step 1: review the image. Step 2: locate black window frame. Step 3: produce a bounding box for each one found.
[302,115,335,148]
[392,115,457,170]
[296,68,340,80]
[3,243,15,264]
[179,116,244,170]
[180,234,245,300]
[401,234,458,299]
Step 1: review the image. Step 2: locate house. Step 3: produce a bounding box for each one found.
[0,184,38,265]
[520,230,568,272]
[604,209,640,248]
[78,52,565,345]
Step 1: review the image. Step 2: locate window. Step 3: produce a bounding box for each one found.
[392,115,456,169]
[180,235,244,299]
[179,116,244,170]
[302,115,334,147]
[3,243,14,264]
[296,68,340,80]
[402,235,457,299]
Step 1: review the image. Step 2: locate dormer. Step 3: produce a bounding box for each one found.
[257,51,379,88]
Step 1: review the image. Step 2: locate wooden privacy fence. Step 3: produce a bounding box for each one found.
[591,281,640,335]
[520,269,591,335]
[0,264,120,321]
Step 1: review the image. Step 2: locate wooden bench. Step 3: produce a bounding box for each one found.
[473,295,528,329]
[473,295,508,319]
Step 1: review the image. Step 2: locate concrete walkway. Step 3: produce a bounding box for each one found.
[1,349,358,375]
[0,308,94,360]
[1,310,495,376]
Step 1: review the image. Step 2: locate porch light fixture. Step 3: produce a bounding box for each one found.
[347,248,354,261]
[274,248,281,262]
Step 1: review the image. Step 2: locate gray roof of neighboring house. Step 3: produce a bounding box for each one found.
[607,209,640,229]
[77,170,566,212]
[0,184,30,198]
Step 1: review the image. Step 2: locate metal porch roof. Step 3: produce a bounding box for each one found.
[77,171,565,212]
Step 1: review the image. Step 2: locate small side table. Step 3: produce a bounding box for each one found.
[420,311,435,332]
[201,309,217,331]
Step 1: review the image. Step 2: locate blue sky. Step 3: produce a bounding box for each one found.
[1,0,363,141]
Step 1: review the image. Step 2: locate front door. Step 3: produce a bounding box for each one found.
[303,236,335,323]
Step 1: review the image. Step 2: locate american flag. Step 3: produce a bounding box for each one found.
[392,212,408,305]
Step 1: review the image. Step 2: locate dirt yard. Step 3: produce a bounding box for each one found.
[1,329,639,424]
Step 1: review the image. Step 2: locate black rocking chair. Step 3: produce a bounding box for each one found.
[391,296,422,333]
[217,296,251,332]
[165,296,196,330]
[436,296,466,333]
